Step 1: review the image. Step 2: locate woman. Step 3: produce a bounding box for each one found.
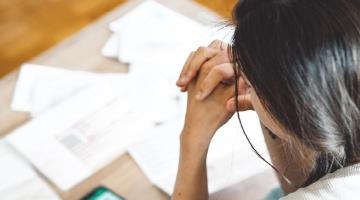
[172,0,360,199]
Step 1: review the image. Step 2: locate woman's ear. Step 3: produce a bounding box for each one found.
[238,76,252,94]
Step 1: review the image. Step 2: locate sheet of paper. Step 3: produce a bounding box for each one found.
[125,60,188,125]
[101,0,234,62]
[101,34,121,58]
[12,64,126,117]
[12,63,185,123]
[0,140,60,200]
[7,84,158,191]
[111,0,206,63]
[129,111,270,194]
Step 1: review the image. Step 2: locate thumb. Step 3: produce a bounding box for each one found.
[226,94,253,112]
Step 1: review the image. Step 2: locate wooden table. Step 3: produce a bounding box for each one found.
[0,0,279,199]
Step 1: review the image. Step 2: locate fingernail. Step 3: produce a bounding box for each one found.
[176,80,182,86]
[180,74,190,83]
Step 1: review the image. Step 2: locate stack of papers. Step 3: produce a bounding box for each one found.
[0,141,59,200]
[7,62,185,191]
[5,0,269,197]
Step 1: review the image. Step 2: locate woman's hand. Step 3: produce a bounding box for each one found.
[172,41,254,200]
[181,67,235,147]
[176,40,253,113]
[172,42,235,200]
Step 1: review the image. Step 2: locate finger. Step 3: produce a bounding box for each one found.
[220,42,229,51]
[208,40,229,51]
[209,40,222,49]
[196,63,235,100]
[209,40,223,49]
[184,50,231,92]
[226,94,253,112]
[201,51,231,74]
[182,84,189,92]
[178,47,220,86]
[180,86,187,92]
[177,52,195,87]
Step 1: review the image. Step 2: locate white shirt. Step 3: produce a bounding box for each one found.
[281,163,360,200]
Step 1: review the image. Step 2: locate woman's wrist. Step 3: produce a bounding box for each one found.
[180,128,214,157]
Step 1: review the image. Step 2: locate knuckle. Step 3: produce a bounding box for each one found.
[197,46,207,53]
[202,63,213,73]
[187,68,196,76]
[209,39,222,47]
[213,65,225,76]
[214,39,222,44]
[200,79,211,91]
[219,52,230,62]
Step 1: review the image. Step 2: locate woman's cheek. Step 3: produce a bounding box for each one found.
[250,89,270,126]
[250,88,288,139]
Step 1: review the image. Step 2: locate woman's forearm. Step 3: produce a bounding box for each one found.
[171,132,211,200]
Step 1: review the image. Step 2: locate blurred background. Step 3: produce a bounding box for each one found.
[0,0,237,78]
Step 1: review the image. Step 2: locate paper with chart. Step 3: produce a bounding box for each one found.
[7,61,186,191]
[129,111,271,194]
[0,141,60,200]
[7,84,155,191]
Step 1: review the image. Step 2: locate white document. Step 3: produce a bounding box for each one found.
[129,111,270,194]
[0,141,60,200]
[12,64,126,117]
[101,34,121,58]
[101,0,234,62]
[11,63,185,124]
[111,0,206,63]
[6,84,156,191]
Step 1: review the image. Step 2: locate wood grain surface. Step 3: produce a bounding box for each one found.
[0,0,237,77]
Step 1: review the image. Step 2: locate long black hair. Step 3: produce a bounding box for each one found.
[231,0,360,186]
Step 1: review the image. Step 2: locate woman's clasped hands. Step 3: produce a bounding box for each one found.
[176,40,253,148]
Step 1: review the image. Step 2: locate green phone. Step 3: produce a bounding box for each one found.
[81,186,125,200]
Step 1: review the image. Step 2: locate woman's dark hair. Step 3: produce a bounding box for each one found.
[231,0,360,186]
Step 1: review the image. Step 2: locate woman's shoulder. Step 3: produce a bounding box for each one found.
[281,163,360,200]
